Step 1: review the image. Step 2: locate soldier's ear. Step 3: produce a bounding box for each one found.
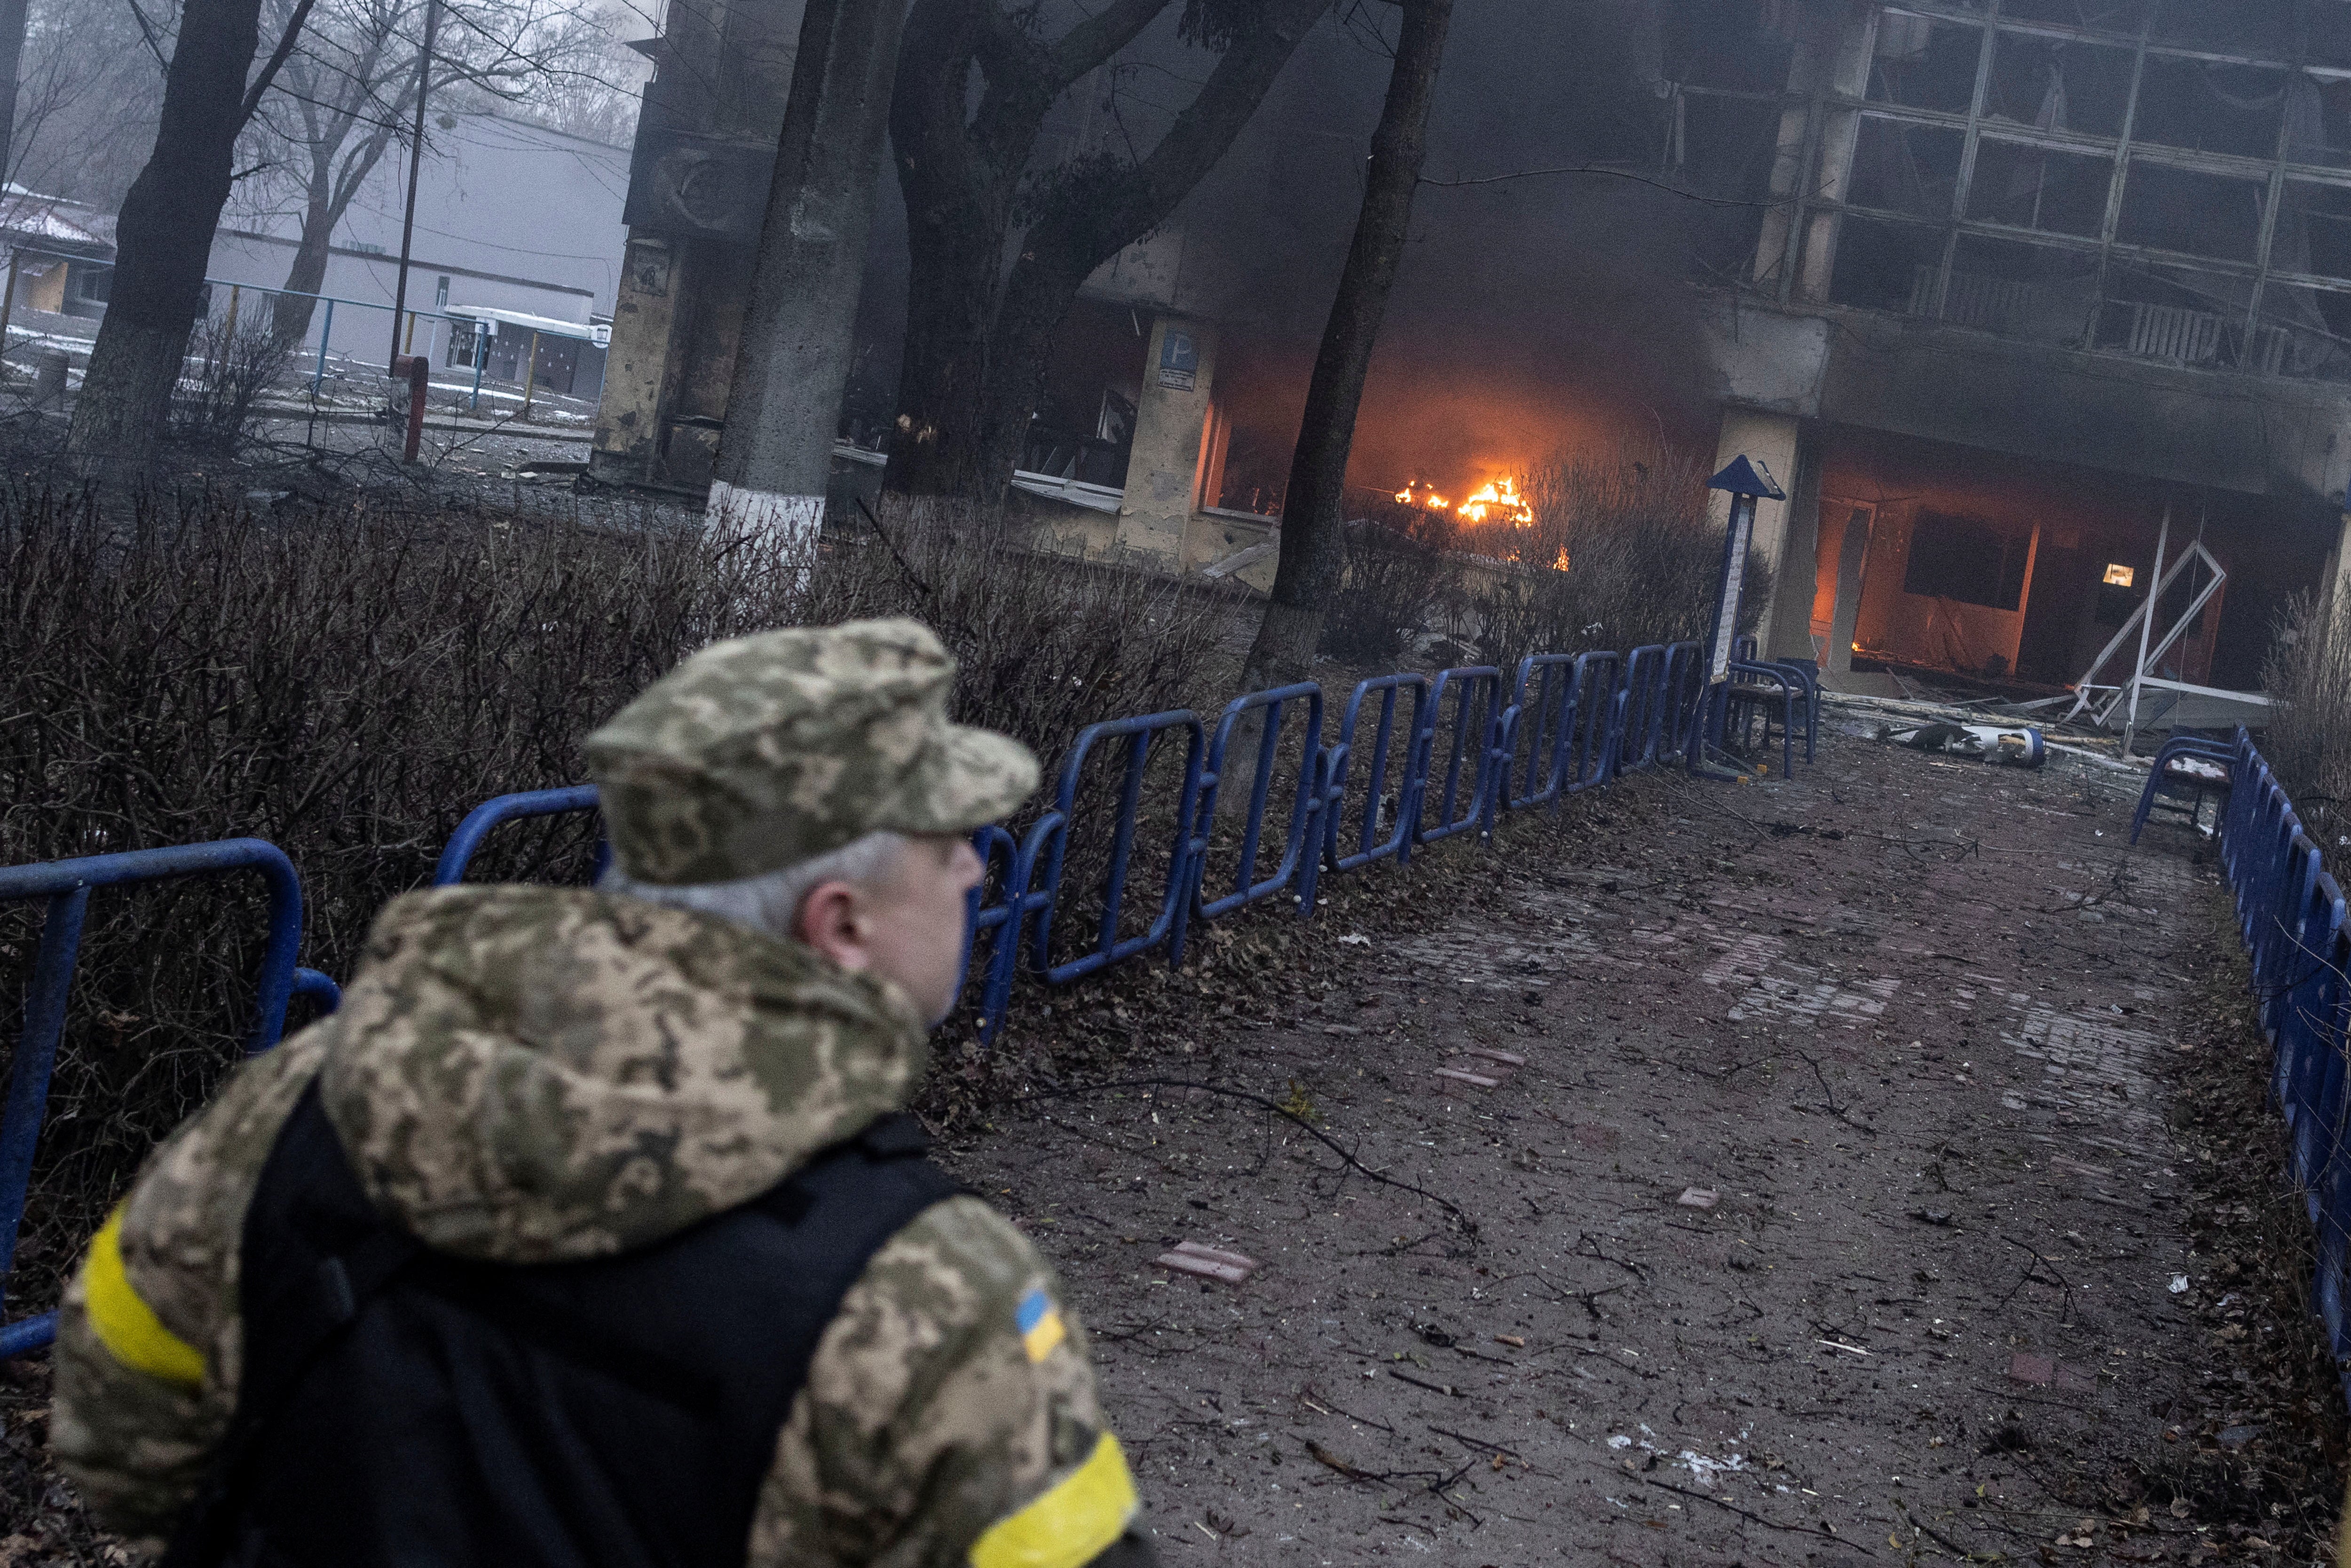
[791,879,876,973]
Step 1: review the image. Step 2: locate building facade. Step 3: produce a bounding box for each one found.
[1686,0,2351,716]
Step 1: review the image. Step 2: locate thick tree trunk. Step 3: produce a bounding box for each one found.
[67,0,269,458]
[878,0,1172,502]
[708,0,908,542]
[885,220,1006,500]
[271,198,335,345]
[971,0,1329,497]
[880,0,1014,501]
[1239,0,1455,693]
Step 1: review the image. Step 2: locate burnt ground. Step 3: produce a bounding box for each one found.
[937,715,2350,1567]
[5,712,2344,1565]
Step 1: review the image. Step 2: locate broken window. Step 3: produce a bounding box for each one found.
[2132,57,2289,161]
[1903,511,2031,611]
[2095,260,2255,369]
[2251,280,2351,382]
[1870,12,1984,115]
[1985,33,2134,138]
[1944,235,2100,344]
[1966,138,2113,236]
[1850,116,1965,218]
[2115,163,2266,262]
[1829,214,1947,314]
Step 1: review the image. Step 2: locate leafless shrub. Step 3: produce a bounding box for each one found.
[2259,590,2351,844]
[172,312,299,454]
[1461,450,1775,670]
[0,484,1232,1313]
[1316,499,1467,666]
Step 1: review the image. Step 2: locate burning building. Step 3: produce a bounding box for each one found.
[592,0,2348,725]
[1683,0,2351,724]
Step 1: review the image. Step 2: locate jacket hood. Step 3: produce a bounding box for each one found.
[313,885,932,1263]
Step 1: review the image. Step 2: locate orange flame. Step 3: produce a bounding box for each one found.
[1456,475,1533,527]
[1394,479,1449,510]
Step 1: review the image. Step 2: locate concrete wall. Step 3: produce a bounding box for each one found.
[1114,315,1222,567]
[1702,292,2351,505]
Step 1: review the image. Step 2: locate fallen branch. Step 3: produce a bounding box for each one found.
[1641,1476,1874,1554]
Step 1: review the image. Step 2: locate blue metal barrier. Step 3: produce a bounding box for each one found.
[1563,651,1625,793]
[2129,737,2235,844]
[433,785,604,886]
[0,839,331,1358]
[1325,675,1431,874]
[2204,726,2351,1402]
[1660,641,1707,762]
[1193,686,1330,922]
[1725,661,1800,778]
[1499,654,1582,812]
[1614,645,1671,775]
[1027,710,1207,983]
[1417,666,1503,845]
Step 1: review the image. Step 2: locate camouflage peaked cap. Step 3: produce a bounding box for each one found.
[584,618,1038,885]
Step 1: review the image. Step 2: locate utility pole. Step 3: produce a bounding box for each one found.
[707,0,907,542]
[389,0,440,373]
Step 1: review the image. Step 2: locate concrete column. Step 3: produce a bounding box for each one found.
[1766,424,1822,661]
[1708,407,1804,660]
[1793,9,1880,305]
[709,0,907,543]
[1826,504,1871,676]
[592,234,687,486]
[1116,316,1219,566]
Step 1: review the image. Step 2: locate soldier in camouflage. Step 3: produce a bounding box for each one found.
[50,617,1157,1568]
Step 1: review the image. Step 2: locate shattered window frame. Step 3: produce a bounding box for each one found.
[1769,0,2351,380]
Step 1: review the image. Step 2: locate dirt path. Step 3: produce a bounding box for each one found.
[941,715,2330,1566]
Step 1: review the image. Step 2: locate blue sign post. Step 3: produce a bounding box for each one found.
[1693,454,1785,776]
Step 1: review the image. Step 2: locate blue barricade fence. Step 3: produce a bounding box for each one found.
[1194,686,1330,922]
[2189,727,2351,1410]
[1029,710,1208,984]
[2,632,1820,1355]
[1499,654,1581,812]
[1616,645,1671,775]
[434,785,607,886]
[1419,665,1502,846]
[1326,673,1432,874]
[0,839,338,1357]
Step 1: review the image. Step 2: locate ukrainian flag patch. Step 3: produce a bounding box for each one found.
[1015,1286,1066,1363]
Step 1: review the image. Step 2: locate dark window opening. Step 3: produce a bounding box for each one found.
[1943,234,2100,343]
[1829,214,1945,314]
[2131,57,2288,161]
[1869,16,1984,115]
[1903,511,2031,611]
[1985,33,2133,138]
[2116,163,2265,262]
[1966,139,2112,236]
[1850,117,1965,218]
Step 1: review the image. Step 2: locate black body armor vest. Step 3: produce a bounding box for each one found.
[166,1081,957,1568]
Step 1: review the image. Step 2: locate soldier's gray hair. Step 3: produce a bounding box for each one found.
[597,831,909,939]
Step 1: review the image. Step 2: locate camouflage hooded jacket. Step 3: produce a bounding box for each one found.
[49,884,1144,1568]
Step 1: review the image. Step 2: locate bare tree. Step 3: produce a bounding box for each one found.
[239,0,628,345]
[65,0,315,461]
[883,0,1327,503]
[5,0,169,207]
[1240,0,1453,692]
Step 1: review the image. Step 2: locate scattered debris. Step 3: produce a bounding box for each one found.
[1881,720,2046,768]
[1675,1187,1720,1211]
[1155,1241,1259,1284]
